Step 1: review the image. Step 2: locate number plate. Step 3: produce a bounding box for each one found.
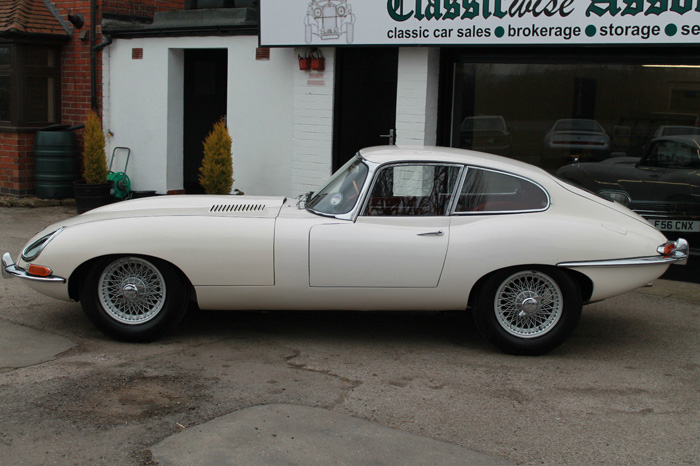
[652,219,700,232]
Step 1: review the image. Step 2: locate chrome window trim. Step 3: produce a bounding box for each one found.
[356,161,465,220]
[451,166,551,216]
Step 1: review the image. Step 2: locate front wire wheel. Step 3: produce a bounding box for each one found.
[81,256,189,342]
[475,267,582,355]
[98,257,167,325]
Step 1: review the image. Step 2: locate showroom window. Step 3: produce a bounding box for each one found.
[443,50,700,174]
[0,43,61,129]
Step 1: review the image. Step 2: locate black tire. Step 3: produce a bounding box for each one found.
[80,256,189,342]
[474,266,582,355]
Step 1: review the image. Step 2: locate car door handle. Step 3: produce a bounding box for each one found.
[417,230,444,237]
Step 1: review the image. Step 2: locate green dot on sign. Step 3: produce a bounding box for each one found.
[665,24,677,36]
[495,26,504,38]
[585,25,596,37]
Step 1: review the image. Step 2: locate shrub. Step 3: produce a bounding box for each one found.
[82,110,108,184]
[199,118,234,194]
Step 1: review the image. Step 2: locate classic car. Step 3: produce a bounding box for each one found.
[304,0,355,44]
[557,135,700,255]
[653,125,700,138]
[459,115,512,156]
[3,146,688,355]
[544,119,611,162]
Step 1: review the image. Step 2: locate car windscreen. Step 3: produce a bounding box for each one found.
[554,120,603,132]
[307,156,369,216]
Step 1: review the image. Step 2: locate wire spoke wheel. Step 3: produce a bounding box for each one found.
[98,257,167,325]
[494,270,563,338]
[475,266,582,355]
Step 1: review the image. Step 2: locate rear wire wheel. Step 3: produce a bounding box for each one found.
[474,266,582,355]
[80,256,189,342]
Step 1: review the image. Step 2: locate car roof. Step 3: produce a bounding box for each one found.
[651,134,700,146]
[358,145,550,179]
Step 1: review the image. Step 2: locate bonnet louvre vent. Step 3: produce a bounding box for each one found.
[210,204,266,213]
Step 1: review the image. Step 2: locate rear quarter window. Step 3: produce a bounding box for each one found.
[455,168,549,213]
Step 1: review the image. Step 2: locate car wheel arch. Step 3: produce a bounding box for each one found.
[467,264,592,310]
[68,254,195,303]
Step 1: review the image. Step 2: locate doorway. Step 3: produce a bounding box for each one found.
[183,49,228,194]
[333,48,398,171]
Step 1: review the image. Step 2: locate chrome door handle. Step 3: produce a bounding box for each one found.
[417,230,444,237]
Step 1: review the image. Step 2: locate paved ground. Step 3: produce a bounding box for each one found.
[1,205,699,465]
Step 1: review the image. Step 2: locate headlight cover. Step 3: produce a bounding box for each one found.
[21,227,63,262]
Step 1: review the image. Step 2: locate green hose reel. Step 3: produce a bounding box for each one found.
[108,147,132,200]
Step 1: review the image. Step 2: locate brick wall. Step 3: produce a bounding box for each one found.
[0,133,35,196]
[1,0,185,197]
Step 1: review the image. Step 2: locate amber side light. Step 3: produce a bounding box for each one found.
[27,265,53,277]
[663,243,675,256]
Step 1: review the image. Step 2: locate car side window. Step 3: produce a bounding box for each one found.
[644,141,700,169]
[363,164,460,216]
[646,141,675,167]
[456,168,549,213]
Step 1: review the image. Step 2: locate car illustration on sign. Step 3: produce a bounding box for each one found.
[3,146,688,355]
[305,0,355,44]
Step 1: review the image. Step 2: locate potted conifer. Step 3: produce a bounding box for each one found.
[74,110,112,213]
[199,118,234,194]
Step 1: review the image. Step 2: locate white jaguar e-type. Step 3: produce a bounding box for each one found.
[3,146,688,355]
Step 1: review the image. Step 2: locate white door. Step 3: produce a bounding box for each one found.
[309,217,450,287]
[309,163,462,288]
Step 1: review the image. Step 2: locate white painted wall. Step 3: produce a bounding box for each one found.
[395,47,441,146]
[103,38,437,198]
[289,47,335,196]
[103,35,297,196]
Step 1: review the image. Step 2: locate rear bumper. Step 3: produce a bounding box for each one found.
[2,252,66,283]
[557,238,689,268]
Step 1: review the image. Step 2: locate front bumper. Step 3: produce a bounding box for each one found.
[557,238,689,268]
[2,252,66,283]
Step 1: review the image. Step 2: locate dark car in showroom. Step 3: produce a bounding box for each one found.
[557,135,700,255]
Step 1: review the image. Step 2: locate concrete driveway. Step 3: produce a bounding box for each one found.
[1,205,698,465]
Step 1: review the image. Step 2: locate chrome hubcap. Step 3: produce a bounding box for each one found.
[494,270,563,339]
[519,296,540,316]
[98,257,166,325]
[122,283,140,300]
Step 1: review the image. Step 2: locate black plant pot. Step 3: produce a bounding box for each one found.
[74,181,113,214]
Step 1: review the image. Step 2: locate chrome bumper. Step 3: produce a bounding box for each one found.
[2,252,66,283]
[558,238,689,268]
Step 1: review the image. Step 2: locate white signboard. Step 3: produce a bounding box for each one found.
[260,0,700,46]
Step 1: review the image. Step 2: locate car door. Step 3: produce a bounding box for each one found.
[309,163,461,288]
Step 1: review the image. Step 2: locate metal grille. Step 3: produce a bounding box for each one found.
[209,204,266,213]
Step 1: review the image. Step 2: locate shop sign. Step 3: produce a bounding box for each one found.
[260,0,700,46]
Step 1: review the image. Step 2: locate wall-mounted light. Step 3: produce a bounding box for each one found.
[67,13,84,29]
[642,65,700,69]
[298,48,324,72]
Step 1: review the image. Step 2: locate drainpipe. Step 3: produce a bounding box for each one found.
[90,0,96,111]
